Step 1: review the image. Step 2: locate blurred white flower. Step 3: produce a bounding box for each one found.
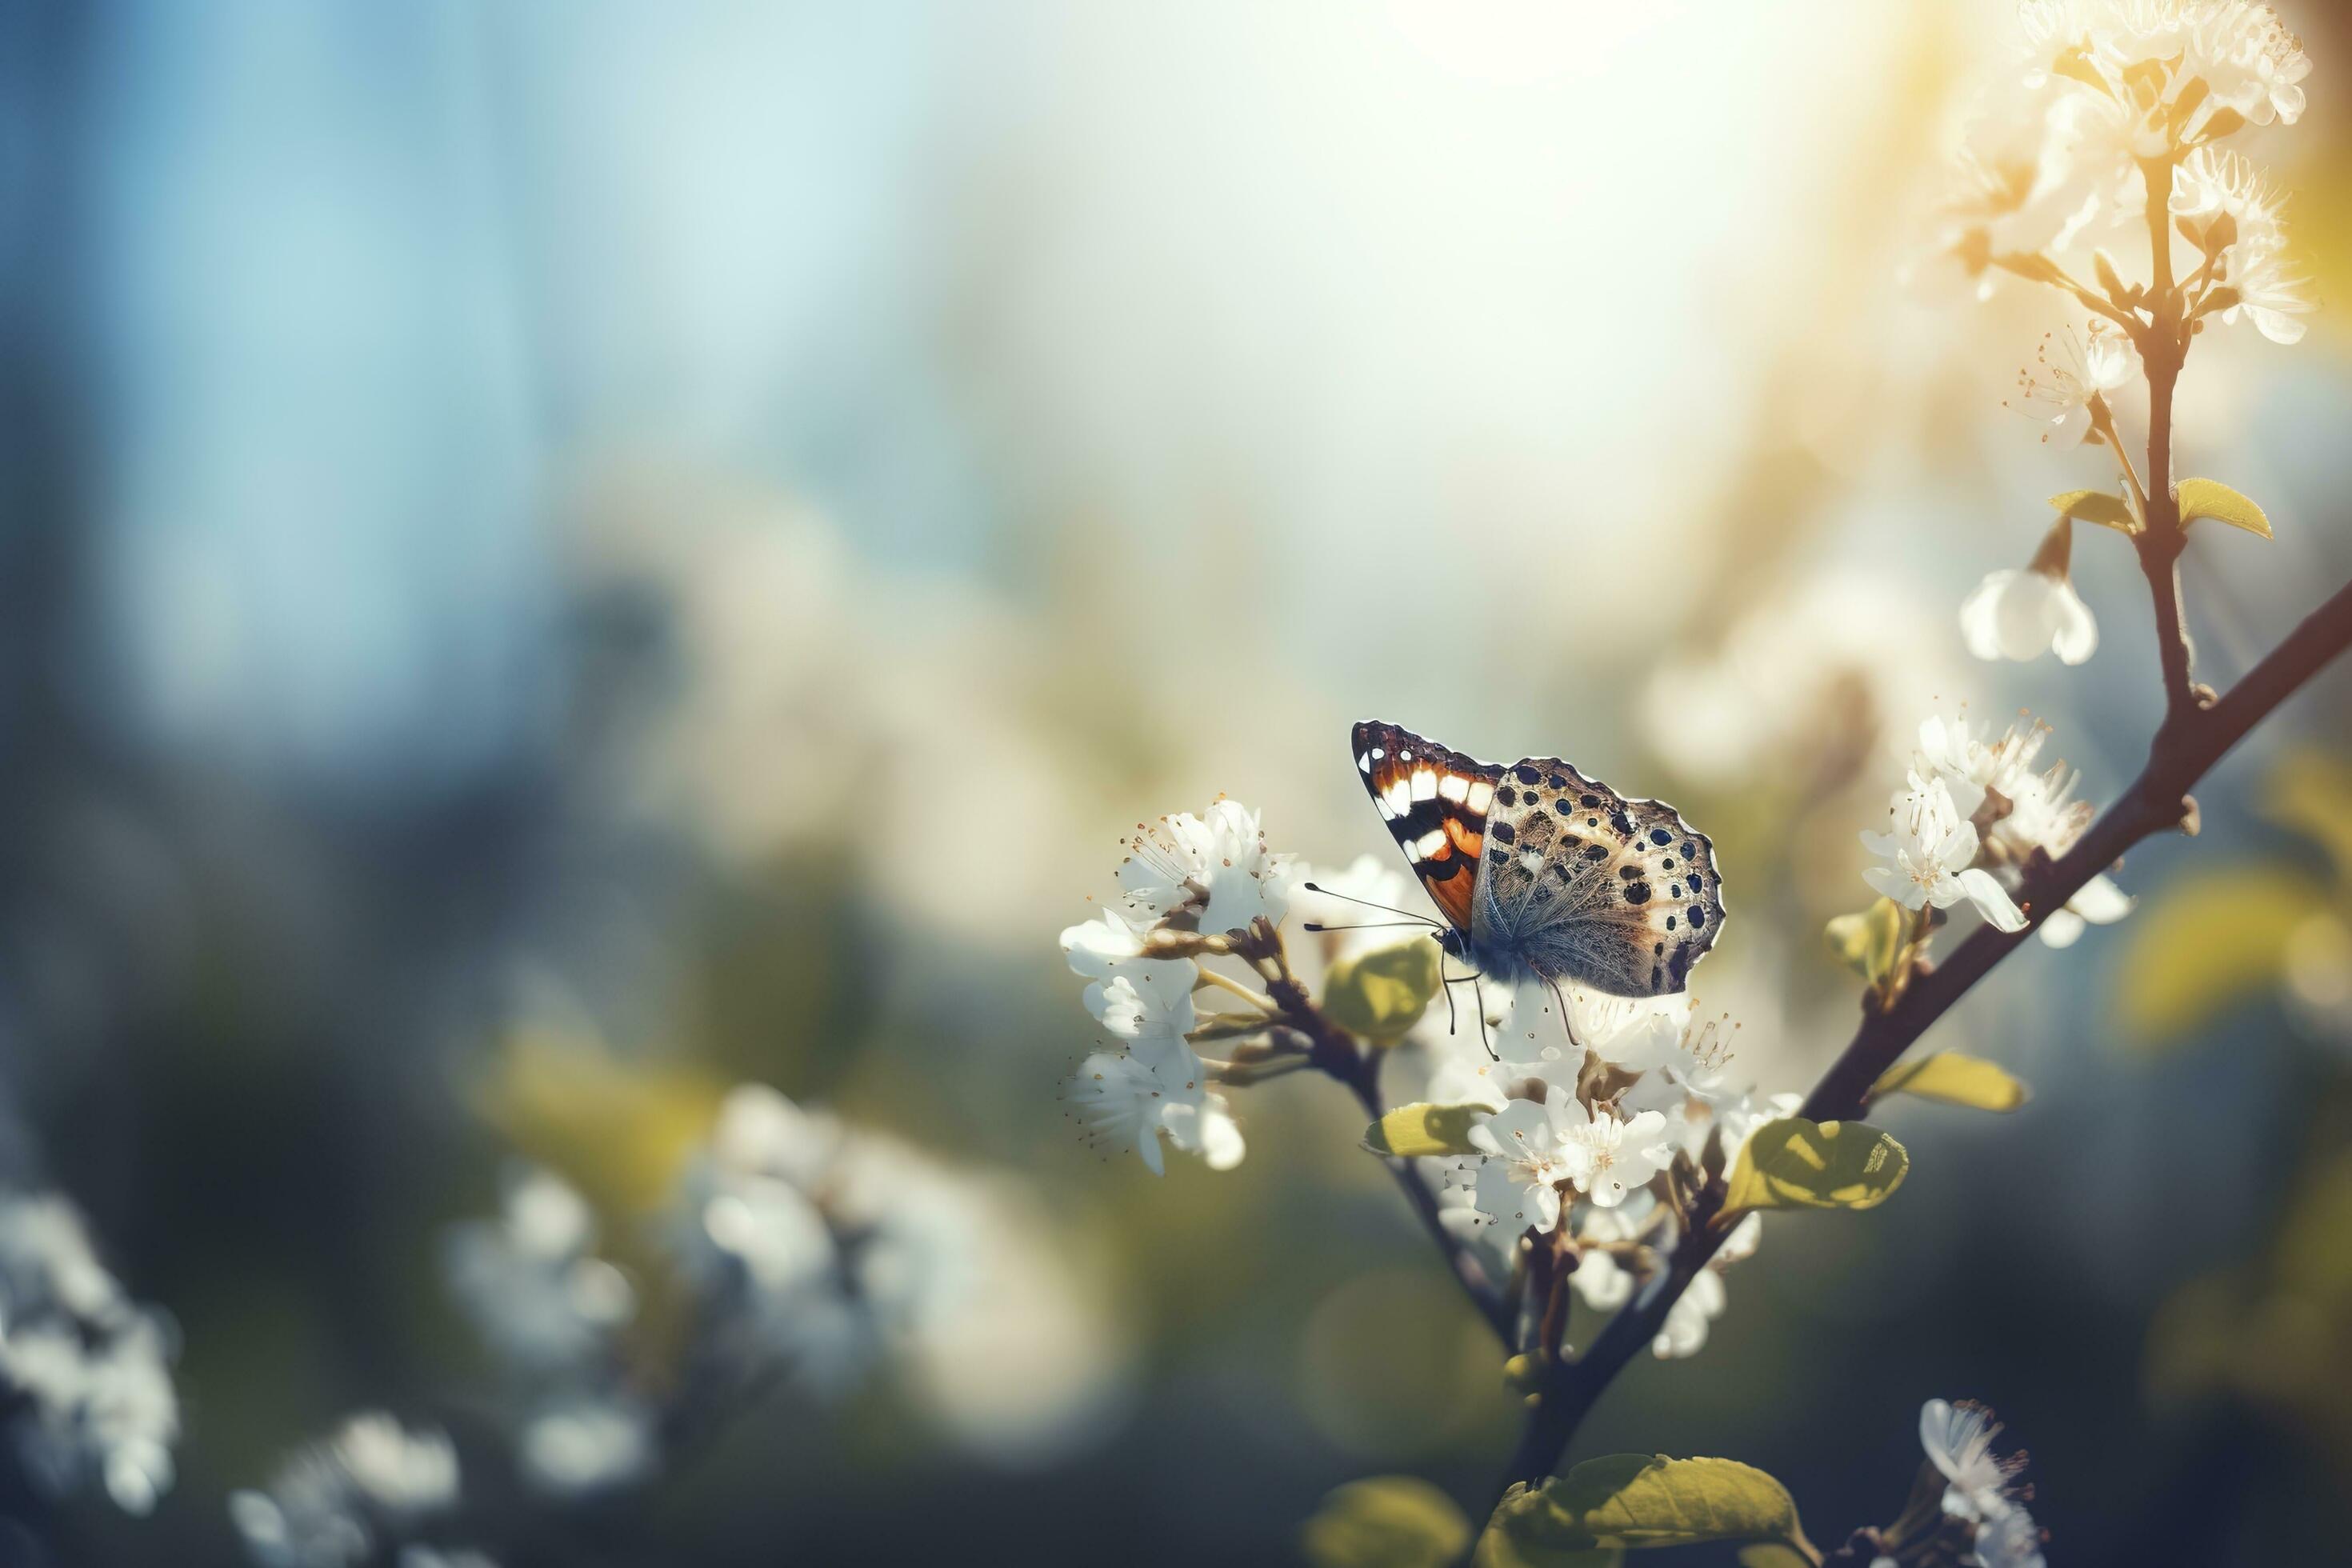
[2206,4,2310,126]
[0,1191,180,1516]
[2171,146,2314,344]
[1973,1504,2050,1568]
[442,1167,634,1376]
[1919,1397,2023,1522]
[2002,324,2136,446]
[230,1414,458,1568]
[1643,570,1978,793]
[1067,1034,1242,1176]
[1567,1204,1642,1312]
[1572,987,1694,1074]
[674,1084,1124,1461]
[1114,800,1298,935]
[1718,1212,1765,1266]
[1862,777,2029,931]
[1960,566,2098,666]
[1652,1267,1726,1360]
[2039,871,2134,947]
[1919,102,2103,301]
[518,1395,655,1498]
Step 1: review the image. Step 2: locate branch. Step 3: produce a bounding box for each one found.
[1244,921,1516,1344]
[1489,568,2352,1493]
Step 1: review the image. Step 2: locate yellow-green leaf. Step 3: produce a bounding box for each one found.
[1474,1529,1622,1568]
[2263,750,2352,879]
[1302,1477,1471,1568]
[1738,1546,1819,1568]
[2048,489,2138,534]
[1326,936,1444,1043]
[2174,478,2270,538]
[1825,898,1906,986]
[2114,865,2322,1045]
[1487,1455,1814,1558]
[1365,1102,1490,1158]
[1722,1118,1908,1217]
[1870,1052,2030,1113]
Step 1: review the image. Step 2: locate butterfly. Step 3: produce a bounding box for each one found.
[1345,719,1726,1018]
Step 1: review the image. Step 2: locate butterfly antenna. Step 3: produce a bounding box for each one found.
[1300,882,1441,927]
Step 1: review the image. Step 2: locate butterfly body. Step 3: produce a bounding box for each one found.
[1350,719,1723,999]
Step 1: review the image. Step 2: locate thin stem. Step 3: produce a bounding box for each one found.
[1196,966,1278,1011]
[2136,153,2198,723]
[2091,402,2150,525]
[1484,570,2352,1497]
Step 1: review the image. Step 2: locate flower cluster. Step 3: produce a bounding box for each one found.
[1446,994,1788,1362]
[1864,711,2131,947]
[1062,800,1298,1174]
[0,1190,181,1515]
[1932,0,2311,310]
[1941,1,2314,669]
[230,1413,475,1568]
[442,1167,651,1498]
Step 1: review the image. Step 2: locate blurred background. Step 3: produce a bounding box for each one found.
[4,0,2352,1562]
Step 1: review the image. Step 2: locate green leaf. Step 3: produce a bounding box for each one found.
[2174,478,2270,538]
[1870,1052,2030,1113]
[1325,936,1444,1043]
[1487,1455,1814,1559]
[1303,1478,1472,1568]
[1738,1547,1820,1568]
[2047,489,2138,534]
[1365,1102,1490,1158]
[1824,898,1906,986]
[1722,1118,1909,1217]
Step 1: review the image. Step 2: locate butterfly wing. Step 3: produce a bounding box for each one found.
[1471,758,1724,997]
[1350,720,1504,934]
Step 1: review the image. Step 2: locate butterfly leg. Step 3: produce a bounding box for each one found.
[1436,969,1496,1060]
[1545,977,1586,1058]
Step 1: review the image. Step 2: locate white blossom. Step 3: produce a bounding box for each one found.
[1566,1204,1644,1311]
[1557,1102,1676,1209]
[1571,986,1695,1074]
[442,1167,634,1375]
[0,1191,181,1516]
[1466,1098,1582,1230]
[1067,1033,1243,1175]
[2171,146,2314,344]
[1862,777,2029,931]
[1114,800,1298,935]
[1960,566,2098,666]
[1652,1268,1726,1360]
[1914,710,2055,823]
[230,1414,459,1568]
[1989,758,2098,862]
[1920,1397,2025,1522]
[2001,324,2137,446]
